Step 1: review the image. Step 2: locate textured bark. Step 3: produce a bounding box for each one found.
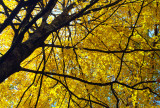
[0,6,74,83]
[0,0,122,83]
[0,44,33,83]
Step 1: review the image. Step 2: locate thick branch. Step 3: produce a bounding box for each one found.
[21,67,115,86]
[0,0,101,83]
[44,44,160,53]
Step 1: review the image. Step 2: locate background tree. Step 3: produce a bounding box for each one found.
[0,0,160,107]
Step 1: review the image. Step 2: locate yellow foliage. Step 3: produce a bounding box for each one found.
[0,0,160,107]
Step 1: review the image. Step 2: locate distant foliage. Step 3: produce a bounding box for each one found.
[0,0,160,107]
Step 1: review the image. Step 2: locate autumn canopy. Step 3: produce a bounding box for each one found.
[0,0,160,107]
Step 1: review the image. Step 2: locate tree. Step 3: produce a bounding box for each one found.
[0,0,160,107]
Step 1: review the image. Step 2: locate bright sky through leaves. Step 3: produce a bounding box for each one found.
[0,0,160,107]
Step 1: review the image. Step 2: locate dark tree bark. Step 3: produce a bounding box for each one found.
[0,0,123,83]
[0,0,122,83]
